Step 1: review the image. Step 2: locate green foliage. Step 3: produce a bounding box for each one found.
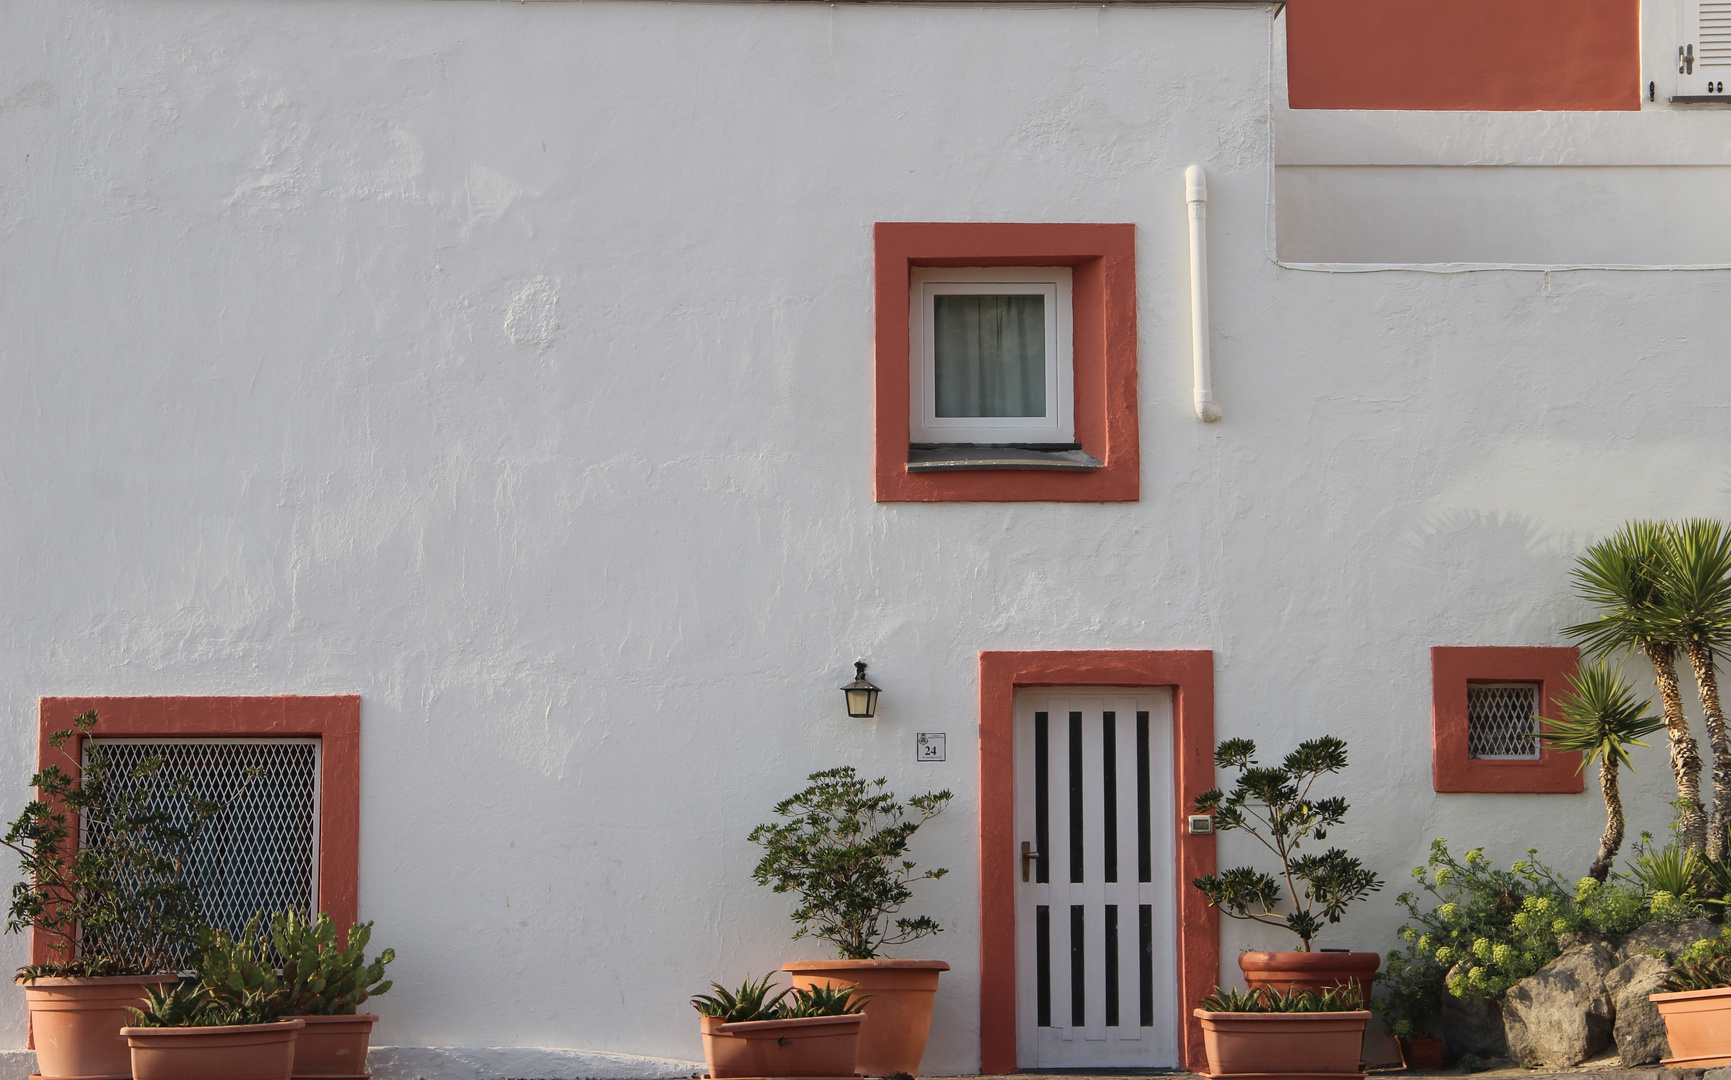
[1652,519,1731,655]
[1190,737,1383,950]
[750,767,952,960]
[127,980,280,1028]
[690,975,866,1021]
[1538,662,1663,776]
[1564,521,1673,659]
[692,973,792,1022]
[1196,984,1363,1013]
[1378,840,1677,1037]
[194,916,282,1017]
[3,711,260,977]
[271,911,394,1016]
[1664,926,1731,992]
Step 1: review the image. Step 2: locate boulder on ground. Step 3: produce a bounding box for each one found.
[1441,969,1508,1059]
[1609,954,1673,1066]
[1502,942,1616,1066]
[1622,919,1716,963]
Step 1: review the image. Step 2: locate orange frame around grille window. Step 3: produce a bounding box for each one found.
[1431,647,1583,794]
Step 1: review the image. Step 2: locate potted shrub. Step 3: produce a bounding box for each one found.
[1193,985,1370,1079]
[269,911,394,1080]
[1192,737,1385,997]
[1650,925,1731,1067]
[750,767,952,1078]
[121,980,304,1080]
[693,973,867,1078]
[4,711,254,1080]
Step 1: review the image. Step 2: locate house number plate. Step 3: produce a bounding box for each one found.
[916,732,946,762]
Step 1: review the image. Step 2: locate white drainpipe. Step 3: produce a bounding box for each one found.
[1186,165,1221,423]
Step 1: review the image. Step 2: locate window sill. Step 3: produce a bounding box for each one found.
[1671,97,1731,105]
[906,445,1103,472]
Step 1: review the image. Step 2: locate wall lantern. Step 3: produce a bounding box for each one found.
[841,661,881,719]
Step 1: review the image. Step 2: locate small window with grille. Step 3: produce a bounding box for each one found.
[1466,683,1541,760]
[83,739,319,966]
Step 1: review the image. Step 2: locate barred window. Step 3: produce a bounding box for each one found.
[1466,684,1541,760]
[83,739,319,966]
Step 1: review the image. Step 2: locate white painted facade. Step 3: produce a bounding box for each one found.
[3,0,1730,1073]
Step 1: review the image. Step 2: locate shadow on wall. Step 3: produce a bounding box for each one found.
[1398,510,1586,635]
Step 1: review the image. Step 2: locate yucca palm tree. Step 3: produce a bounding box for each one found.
[1565,521,1707,855]
[1538,661,1665,880]
[1654,519,1731,859]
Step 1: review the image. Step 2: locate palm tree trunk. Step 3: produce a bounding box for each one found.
[1649,642,1708,855]
[1591,757,1624,882]
[1684,641,1731,860]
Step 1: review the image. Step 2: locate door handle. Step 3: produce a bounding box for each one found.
[1022,840,1041,882]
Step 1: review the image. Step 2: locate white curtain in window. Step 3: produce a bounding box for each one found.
[933,294,1046,418]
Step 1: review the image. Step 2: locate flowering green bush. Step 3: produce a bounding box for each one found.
[1376,840,1670,1037]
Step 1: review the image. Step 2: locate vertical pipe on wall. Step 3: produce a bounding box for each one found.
[1185,165,1221,423]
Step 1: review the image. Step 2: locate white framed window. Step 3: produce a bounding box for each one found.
[1678,0,1731,98]
[909,267,1075,446]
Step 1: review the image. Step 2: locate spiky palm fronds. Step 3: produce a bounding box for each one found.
[1539,662,1664,880]
[1565,521,1706,854]
[1655,519,1731,859]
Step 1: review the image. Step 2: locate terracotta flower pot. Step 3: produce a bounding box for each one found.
[1193,1009,1371,1079]
[20,974,180,1080]
[123,1018,305,1080]
[1651,986,1731,1067]
[700,1012,863,1079]
[1398,1034,1444,1070]
[782,959,948,1077]
[289,1014,377,1079]
[1238,952,1381,1006]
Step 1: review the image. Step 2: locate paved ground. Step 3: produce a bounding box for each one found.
[943,1058,1719,1080]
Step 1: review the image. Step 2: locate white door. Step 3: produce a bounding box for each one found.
[1679,0,1731,97]
[1014,689,1179,1069]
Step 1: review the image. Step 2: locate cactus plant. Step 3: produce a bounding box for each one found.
[270,910,394,1016]
[191,915,286,1023]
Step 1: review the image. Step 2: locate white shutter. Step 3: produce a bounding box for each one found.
[1679,0,1731,97]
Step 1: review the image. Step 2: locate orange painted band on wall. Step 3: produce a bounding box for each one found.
[978,651,1216,1072]
[1286,0,1640,112]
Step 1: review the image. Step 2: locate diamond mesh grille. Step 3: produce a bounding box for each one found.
[1467,684,1541,760]
[82,739,319,966]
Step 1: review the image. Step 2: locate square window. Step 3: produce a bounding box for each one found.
[1466,683,1540,760]
[911,267,1074,446]
[872,223,1139,503]
[1431,647,1582,793]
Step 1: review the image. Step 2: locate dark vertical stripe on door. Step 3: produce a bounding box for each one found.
[1036,905,1051,1027]
[1069,712,1084,884]
[1105,904,1120,1027]
[1138,904,1154,1027]
[1034,712,1050,884]
[1070,905,1086,1027]
[1102,712,1118,883]
[1136,710,1152,884]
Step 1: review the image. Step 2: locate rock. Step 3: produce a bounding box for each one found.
[1441,981,1509,1059]
[1622,919,1717,963]
[1704,1068,1731,1080]
[1501,942,1617,1066]
[1561,929,1617,953]
[1610,954,1674,1066]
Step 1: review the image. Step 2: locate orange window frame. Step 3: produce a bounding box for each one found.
[1431,647,1583,794]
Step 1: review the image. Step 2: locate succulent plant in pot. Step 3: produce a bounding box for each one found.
[120,929,305,1080]
[4,711,258,1080]
[693,973,868,1079]
[750,766,952,1078]
[1191,736,1385,998]
[1649,925,1731,1066]
[1193,984,1371,1080]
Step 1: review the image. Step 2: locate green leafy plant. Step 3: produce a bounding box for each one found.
[783,983,869,1018]
[1190,737,1383,951]
[271,910,394,1016]
[1565,521,1707,855]
[194,916,282,1016]
[692,973,792,1022]
[3,711,259,978]
[749,767,952,960]
[1537,661,1665,880]
[1197,984,1363,1013]
[1663,926,1731,992]
[126,980,279,1028]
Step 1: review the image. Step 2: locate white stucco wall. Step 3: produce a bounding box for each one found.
[3,0,1729,1073]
